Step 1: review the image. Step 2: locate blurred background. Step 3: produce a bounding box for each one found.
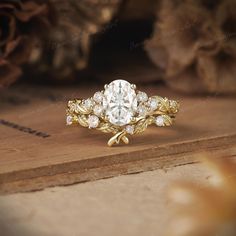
[1,0,236,94]
[0,1,236,236]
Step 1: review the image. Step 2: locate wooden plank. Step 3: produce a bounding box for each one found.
[0,84,236,194]
[0,164,214,236]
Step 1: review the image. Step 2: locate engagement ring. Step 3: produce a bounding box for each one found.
[66,79,180,146]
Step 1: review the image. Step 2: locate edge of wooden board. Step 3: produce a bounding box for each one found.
[0,134,236,195]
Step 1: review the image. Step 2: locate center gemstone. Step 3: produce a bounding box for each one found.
[103,80,137,126]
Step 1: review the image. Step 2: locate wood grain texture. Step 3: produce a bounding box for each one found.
[0,84,236,194]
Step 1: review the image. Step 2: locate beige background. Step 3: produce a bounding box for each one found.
[0,163,210,236]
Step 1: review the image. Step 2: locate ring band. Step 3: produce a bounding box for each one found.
[66,79,180,146]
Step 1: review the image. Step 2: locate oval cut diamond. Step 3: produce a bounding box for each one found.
[103,80,137,126]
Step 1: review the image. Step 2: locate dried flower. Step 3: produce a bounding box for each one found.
[168,156,236,236]
[0,0,53,87]
[146,0,236,94]
[27,0,121,81]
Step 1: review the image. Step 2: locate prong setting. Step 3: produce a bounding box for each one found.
[67,80,179,146]
[131,84,136,90]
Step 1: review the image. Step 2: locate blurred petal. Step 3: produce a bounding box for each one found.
[0,59,22,88]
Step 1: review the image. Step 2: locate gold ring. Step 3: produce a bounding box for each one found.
[66,80,180,146]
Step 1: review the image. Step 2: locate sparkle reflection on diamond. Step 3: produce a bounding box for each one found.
[93,92,103,103]
[103,80,137,126]
[155,116,165,126]
[137,91,148,102]
[84,98,94,110]
[148,98,159,110]
[88,115,99,128]
[93,104,103,116]
[137,104,147,116]
[66,115,73,125]
[126,125,135,134]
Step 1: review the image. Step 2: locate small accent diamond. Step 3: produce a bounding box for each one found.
[148,98,159,110]
[88,115,99,128]
[84,98,94,110]
[170,100,176,108]
[155,116,165,126]
[125,125,135,135]
[137,105,148,116]
[137,91,148,102]
[93,104,103,116]
[93,92,104,103]
[66,115,73,125]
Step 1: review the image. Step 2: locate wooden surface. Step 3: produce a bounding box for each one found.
[0,84,236,194]
[0,163,210,236]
